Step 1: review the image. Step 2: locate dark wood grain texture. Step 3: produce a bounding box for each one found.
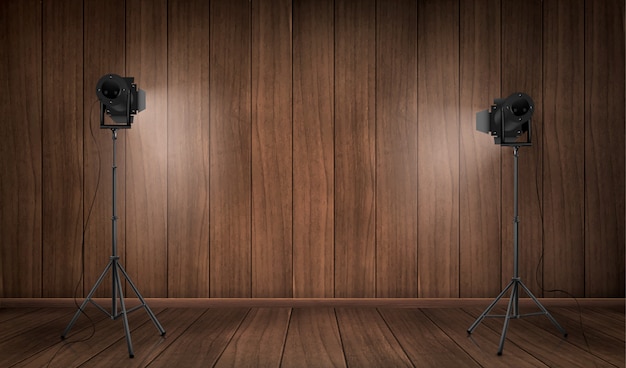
[423,308,550,367]
[1,305,622,366]
[124,0,168,298]
[379,308,480,367]
[417,0,460,298]
[209,0,252,298]
[98,308,228,368]
[292,0,335,298]
[251,0,293,298]
[467,307,613,368]
[213,308,291,367]
[14,308,161,367]
[335,308,413,367]
[459,0,503,298]
[82,0,127,298]
[167,0,210,297]
[542,0,585,297]
[334,0,377,298]
[148,308,247,368]
[0,0,42,298]
[0,308,107,367]
[376,0,418,298]
[584,0,625,297]
[500,0,544,296]
[281,308,346,367]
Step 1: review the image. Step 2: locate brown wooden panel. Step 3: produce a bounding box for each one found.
[334,0,376,298]
[417,0,460,298]
[209,0,252,298]
[281,308,346,367]
[500,0,543,296]
[251,0,293,298]
[542,0,585,297]
[459,0,502,298]
[167,0,210,297]
[584,0,625,297]
[41,0,83,298]
[82,0,127,299]
[292,0,334,298]
[0,0,42,298]
[376,0,418,298]
[335,308,413,367]
[214,308,291,367]
[125,0,168,298]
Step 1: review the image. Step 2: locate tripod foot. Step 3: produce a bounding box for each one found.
[130,354,134,358]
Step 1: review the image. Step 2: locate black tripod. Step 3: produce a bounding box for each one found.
[467,146,567,355]
[62,128,165,358]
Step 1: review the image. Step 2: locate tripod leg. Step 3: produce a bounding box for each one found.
[117,263,166,335]
[518,281,567,337]
[62,260,114,339]
[468,280,514,334]
[113,263,135,358]
[497,281,518,355]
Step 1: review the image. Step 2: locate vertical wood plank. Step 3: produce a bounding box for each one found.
[167,0,210,297]
[125,0,168,297]
[292,0,334,298]
[500,0,543,296]
[209,0,252,298]
[584,0,625,297]
[334,0,377,298]
[251,0,293,298]
[542,0,585,297]
[459,0,502,298]
[376,0,418,298]
[417,0,460,298]
[0,0,42,297]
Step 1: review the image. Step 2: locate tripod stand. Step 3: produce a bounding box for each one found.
[62,128,165,358]
[467,145,567,355]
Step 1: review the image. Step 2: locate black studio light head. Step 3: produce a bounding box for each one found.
[476,92,533,146]
[96,74,145,129]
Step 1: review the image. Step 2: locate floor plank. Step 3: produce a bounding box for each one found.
[0,307,73,343]
[0,307,40,323]
[423,308,550,367]
[335,308,413,367]
[80,307,207,367]
[552,306,625,342]
[281,308,346,367]
[379,308,480,368]
[147,308,249,367]
[0,308,107,366]
[13,308,164,367]
[463,308,615,368]
[0,305,622,367]
[522,307,626,367]
[213,307,291,367]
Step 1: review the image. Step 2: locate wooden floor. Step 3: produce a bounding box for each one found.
[0,302,624,367]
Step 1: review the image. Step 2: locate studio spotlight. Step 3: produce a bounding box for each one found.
[96,74,146,128]
[468,92,567,355]
[63,74,164,358]
[476,92,533,146]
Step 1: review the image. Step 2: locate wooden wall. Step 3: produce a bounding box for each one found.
[0,0,623,298]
